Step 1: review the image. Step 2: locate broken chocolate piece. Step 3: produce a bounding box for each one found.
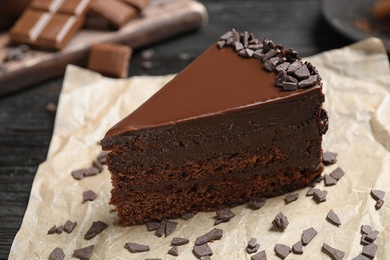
[365,230,379,242]
[217,41,225,49]
[313,189,327,203]
[124,242,150,253]
[49,247,65,260]
[90,0,137,29]
[292,241,303,255]
[324,174,338,186]
[352,254,371,260]
[362,243,377,259]
[122,0,150,11]
[371,189,385,201]
[82,190,97,203]
[146,221,160,231]
[375,199,384,210]
[181,212,196,220]
[195,228,223,245]
[55,225,64,234]
[71,167,100,180]
[322,243,345,260]
[252,49,264,60]
[48,225,57,235]
[326,209,341,226]
[97,151,108,164]
[171,237,189,246]
[262,49,278,61]
[165,220,178,237]
[246,243,260,254]
[293,65,310,79]
[322,151,338,165]
[286,60,301,74]
[281,81,297,91]
[251,250,267,260]
[284,193,299,204]
[215,208,235,225]
[263,60,276,72]
[84,221,108,240]
[329,167,345,181]
[272,212,289,230]
[247,238,258,249]
[73,245,94,260]
[193,243,213,258]
[275,62,290,72]
[234,41,244,52]
[92,160,104,173]
[168,246,179,256]
[298,75,318,88]
[71,170,85,180]
[306,188,320,196]
[361,225,372,235]
[63,220,77,233]
[155,219,167,237]
[301,227,317,246]
[274,243,291,259]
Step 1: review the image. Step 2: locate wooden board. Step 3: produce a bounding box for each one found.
[0,0,207,96]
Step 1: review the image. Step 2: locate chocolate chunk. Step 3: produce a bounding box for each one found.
[55,225,64,234]
[71,170,85,180]
[238,48,254,58]
[298,75,318,88]
[371,189,385,201]
[275,71,287,87]
[352,254,371,260]
[252,49,264,60]
[301,227,317,246]
[365,230,379,242]
[242,31,250,48]
[286,61,302,74]
[319,108,329,135]
[286,75,298,83]
[292,241,303,255]
[72,167,100,180]
[195,228,223,245]
[217,41,226,49]
[326,209,341,226]
[263,60,276,72]
[262,38,275,52]
[231,29,240,42]
[124,242,150,253]
[146,221,160,231]
[361,234,371,245]
[284,193,299,204]
[247,238,258,249]
[272,212,289,230]
[84,221,108,240]
[49,247,65,260]
[322,243,345,260]
[251,250,267,260]
[361,225,372,235]
[375,199,384,210]
[306,188,320,196]
[97,151,108,164]
[168,246,179,256]
[324,174,338,186]
[48,225,57,235]
[274,243,291,259]
[165,220,178,237]
[64,220,77,233]
[171,237,189,246]
[73,245,94,260]
[313,189,327,203]
[281,81,297,91]
[322,151,338,165]
[82,190,97,203]
[219,31,233,41]
[234,41,244,52]
[269,57,279,66]
[246,243,260,254]
[193,243,213,258]
[262,49,278,61]
[362,243,377,259]
[284,48,300,62]
[215,208,235,225]
[155,219,167,237]
[226,37,234,46]
[181,212,196,220]
[92,160,104,173]
[329,167,345,180]
[275,62,290,72]
[293,65,310,79]
[248,44,263,50]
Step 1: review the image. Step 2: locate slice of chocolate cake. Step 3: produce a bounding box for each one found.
[101,29,328,225]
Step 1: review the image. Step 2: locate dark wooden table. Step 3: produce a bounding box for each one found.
[0,0,378,258]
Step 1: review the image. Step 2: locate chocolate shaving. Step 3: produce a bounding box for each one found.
[84,221,108,240]
[124,242,150,253]
[168,246,179,256]
[193,243,213,258]
[195,228,223,245]
[49,247,65,260]
[171,237,189,246]
[73,245,94,260]
[322,243,345,260]
[292,241,303,255]
[326,209,341,226]
[63,220,77,233]
[322,151,338,165]
[250,250,267,260]
[301,227,317,246]
[284,193,299,204]
[272,212,289,230]
[330,167,345,180]
[274,243,291,259]
[362,243,377,259]
[82,190,97,203]
[324,174,338,186]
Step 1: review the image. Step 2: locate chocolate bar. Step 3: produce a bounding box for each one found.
[121,0,151,11]
[9,0,90,50]
[89,0,137,29]
[87,43,132,78]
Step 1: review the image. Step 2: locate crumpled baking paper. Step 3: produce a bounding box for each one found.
[9,37,390,259]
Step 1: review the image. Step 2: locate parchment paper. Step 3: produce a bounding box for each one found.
[9,38,390,259]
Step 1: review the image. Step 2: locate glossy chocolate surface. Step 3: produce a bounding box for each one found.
[104,45,322,139]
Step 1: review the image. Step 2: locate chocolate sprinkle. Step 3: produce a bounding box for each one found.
[193,243,213,258]
[124,242,150,253]
[168,246,179,256]
[362,243,377,259]
[324,174,338,186]
[322,151,338,165]
[322,243,345,260]
[195,228,223,245]
[272,212,289,230]
[82,190,97,203]
[171,237,189,246]
[251,250,267,260]
[326,209,341,226]
[165,220,178,237]
[371,189,385,201]
[84,221,108,240]
[274,243,291,259]
[292,241,303,255]
[73,245,94,260]
[284,193,299,204]
[301,227,317,246]
[49,247,65,260]
[329,167,345,181]
[63,220,77,233]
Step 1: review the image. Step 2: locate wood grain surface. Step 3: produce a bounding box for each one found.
[1,0,380,258]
